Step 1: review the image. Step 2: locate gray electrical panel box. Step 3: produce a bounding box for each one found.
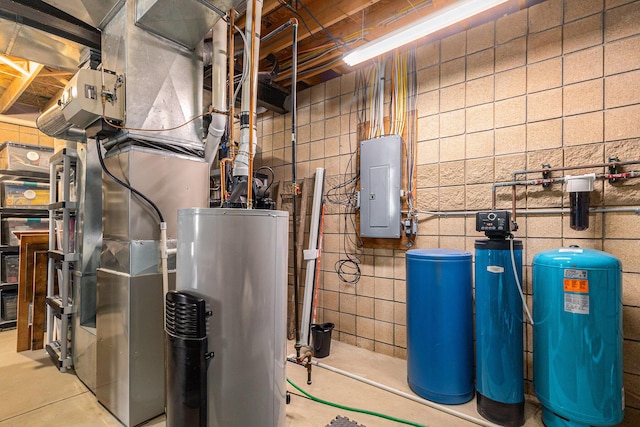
[360,135,402,238]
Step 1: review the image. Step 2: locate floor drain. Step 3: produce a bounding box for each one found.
[326,415,366,427]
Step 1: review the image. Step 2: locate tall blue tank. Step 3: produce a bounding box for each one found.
[406,248,474,404]
[475,239,524,427]
[533,247,623,427]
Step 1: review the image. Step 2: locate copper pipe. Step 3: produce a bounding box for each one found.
[247,0,258,209]
[220,158,234,201]
[228,8,235,155]
[511,185,517,224]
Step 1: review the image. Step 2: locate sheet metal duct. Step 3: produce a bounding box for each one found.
[41,0,125,29]
[136,0,233,50]
[0,18,87,71]
[101,1,205,150]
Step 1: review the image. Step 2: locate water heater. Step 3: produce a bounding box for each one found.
[176,208,288,427]
[533,247,623,427]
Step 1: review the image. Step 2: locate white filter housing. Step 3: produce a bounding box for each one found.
[176,208,288,427]
[565,173,596,193]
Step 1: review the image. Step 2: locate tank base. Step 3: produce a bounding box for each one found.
[477,392,524,427]
[407,379,473,405]
[541,407,616,427]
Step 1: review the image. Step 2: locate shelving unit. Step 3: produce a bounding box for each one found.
[0,174,49,330]
[45,148,77,371]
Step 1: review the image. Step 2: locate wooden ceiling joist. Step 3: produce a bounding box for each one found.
[0,61,44,113]
[259,0,381,60]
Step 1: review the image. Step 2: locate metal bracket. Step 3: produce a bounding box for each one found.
[541,164,551,188]
[608,157,619,183]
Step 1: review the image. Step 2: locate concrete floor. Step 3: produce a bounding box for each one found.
[0,329,545,427]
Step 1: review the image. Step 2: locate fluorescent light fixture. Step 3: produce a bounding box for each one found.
[343,0,509,66]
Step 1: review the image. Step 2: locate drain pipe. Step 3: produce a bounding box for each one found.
[298,359,502,427]
[204,18,229,170]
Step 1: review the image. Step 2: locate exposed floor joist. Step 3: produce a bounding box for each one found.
[0,61,44,113]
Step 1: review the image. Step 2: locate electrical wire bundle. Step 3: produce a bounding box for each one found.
[405,48,418,218]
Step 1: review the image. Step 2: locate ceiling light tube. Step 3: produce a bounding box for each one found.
[343,0,509,66]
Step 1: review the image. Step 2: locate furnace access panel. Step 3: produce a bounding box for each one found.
[359,135,402,238]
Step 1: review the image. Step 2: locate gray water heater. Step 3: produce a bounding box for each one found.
[176,208,288,427]
[360,135,402,238]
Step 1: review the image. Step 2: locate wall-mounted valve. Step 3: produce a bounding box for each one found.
[608,157,619,184]
[541,164,551,188]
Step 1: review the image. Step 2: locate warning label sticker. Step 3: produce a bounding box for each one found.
[564,279,589,293]
[564,269,587,279]
[564,293,589,314]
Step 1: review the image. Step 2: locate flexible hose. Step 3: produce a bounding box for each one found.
[509,235,534,325]
[286,378,428,427]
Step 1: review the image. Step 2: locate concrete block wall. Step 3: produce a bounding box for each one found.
[0,121,55,148]
[255,0,640,423]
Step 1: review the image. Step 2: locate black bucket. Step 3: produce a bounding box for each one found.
[311,322,335,358]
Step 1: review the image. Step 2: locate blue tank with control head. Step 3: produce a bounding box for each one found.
[533,247,623,427]
[475,238,524,427]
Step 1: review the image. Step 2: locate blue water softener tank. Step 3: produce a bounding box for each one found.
[406,248,474,404]
[533,247,623,427]
[475,239,524,427]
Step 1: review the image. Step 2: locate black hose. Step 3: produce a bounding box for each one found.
[96,138,165,223]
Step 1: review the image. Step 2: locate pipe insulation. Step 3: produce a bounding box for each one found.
[234,0,263,177]
[205,18,229,169]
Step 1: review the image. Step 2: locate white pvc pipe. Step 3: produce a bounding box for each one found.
[305,360,502,427]
[233,0,262,177]
[205,18,229,170]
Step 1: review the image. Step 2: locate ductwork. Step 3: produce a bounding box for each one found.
[204,18,228,169]
[234,0,262,178]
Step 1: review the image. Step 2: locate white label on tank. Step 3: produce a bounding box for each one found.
[564,293,589,314]
[487,266,504,273]
[559,248,583,253]
[564,269,587,279]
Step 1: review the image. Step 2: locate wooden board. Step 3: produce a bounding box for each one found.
[356,111,418,250]
[15,231,48,352]
[31,251,48,350]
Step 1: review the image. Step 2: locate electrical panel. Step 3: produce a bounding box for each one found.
[360,135,402,238]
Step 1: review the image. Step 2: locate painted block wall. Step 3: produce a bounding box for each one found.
[255,0,640,423]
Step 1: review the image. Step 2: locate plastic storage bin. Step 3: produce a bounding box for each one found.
[2,218,49,246]
[0,142,53,174]
[1,292,17,321]
[2,255,18,283]
[0,180,49,208]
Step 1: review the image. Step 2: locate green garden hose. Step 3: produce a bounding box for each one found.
[287,378,428,427]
